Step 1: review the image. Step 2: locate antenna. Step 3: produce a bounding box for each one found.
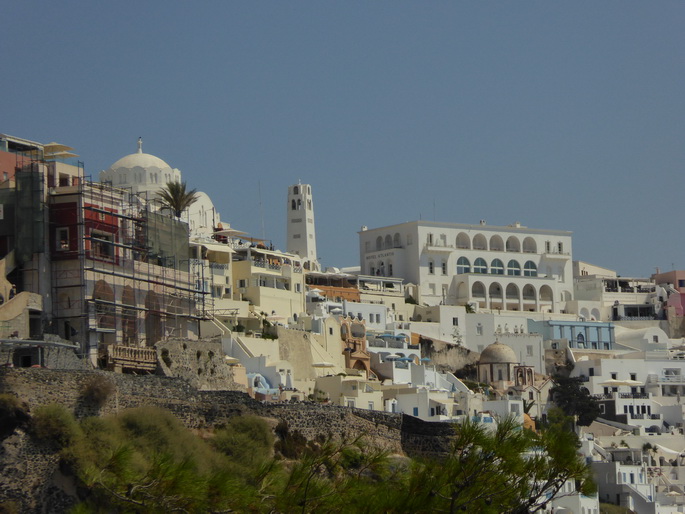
[258,180,265,240]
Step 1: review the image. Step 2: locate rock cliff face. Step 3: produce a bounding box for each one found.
[0,368,456,513]
[419,336,479,373]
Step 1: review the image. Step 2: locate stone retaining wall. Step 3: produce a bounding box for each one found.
[0,368,457,512]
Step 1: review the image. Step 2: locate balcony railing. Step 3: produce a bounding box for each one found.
[660,375,685,383]
[629,413,661,420]
[252,259,281,271]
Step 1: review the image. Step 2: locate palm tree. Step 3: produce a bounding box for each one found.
[157,181,199,218]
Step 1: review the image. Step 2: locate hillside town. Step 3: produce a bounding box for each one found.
[1,132,685,513]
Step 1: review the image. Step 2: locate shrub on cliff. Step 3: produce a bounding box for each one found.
[212,415,274,466]
[0,394,30,439]
[32,404,81,446]
[65,407,262,512]
[80,374,116,408]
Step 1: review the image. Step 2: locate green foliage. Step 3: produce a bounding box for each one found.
[157,181,199,218]
[41,405,594,513]
[212,415,274,466]
[550,374,601,426]
[410,417,533,512]
[80,374,116,408]
[32,404,82,447]
[0,393,30,439]
[461,379,489,392]
[454,363,477,381]
[388,414,595,514]
[272,435,391,513]
[64,408,269,512]
[600,502,633,513]
[0,500,21,514]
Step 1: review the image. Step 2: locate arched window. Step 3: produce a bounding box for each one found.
[474,258,487,274]
[457,257,470,274]
[524,261,537,277]
[522,284,536,301]
[293,186,299,194]
[393,233,401,247]
[491,259,504,275]
[506,236,521,252]
[472,282,486,297]
[385,235,393,249]
[376,237,383,251]
[456,232,470,249]
[577,333,585,348]
[369,263,376,276]
[522,237,537,253]
[507,260,521,276]
[489,235,504,251]
[473,234,488,250]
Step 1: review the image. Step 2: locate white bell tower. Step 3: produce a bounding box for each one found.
[286,182,319,271]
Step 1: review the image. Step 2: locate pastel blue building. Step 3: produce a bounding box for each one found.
[528,320,614,350]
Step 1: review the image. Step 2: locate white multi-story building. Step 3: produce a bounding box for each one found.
[358,221,573,313]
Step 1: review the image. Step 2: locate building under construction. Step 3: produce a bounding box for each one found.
[0,134,201,372]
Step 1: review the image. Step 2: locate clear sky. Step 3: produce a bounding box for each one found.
[2,2,683,277]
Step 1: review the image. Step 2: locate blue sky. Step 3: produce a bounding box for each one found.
[2,2,683,276]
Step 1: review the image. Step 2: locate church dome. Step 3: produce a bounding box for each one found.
[100,138,181,195]
[109,151,170,171]
[479,341,517,364]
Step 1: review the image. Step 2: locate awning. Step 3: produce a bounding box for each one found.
[656,444,685,457]
[43,142,75,153]
[213,227,247,237]
[45,151,79,160]
[199,242,235,254]
[248,247,299,260]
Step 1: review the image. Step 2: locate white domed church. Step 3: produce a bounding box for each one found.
[100,138,181,196]
[100,138,221,237]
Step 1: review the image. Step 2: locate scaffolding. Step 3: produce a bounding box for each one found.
[49,178,205,368]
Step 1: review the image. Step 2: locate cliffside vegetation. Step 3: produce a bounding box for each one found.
[550,374,601,426]
[7,402,595,513]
